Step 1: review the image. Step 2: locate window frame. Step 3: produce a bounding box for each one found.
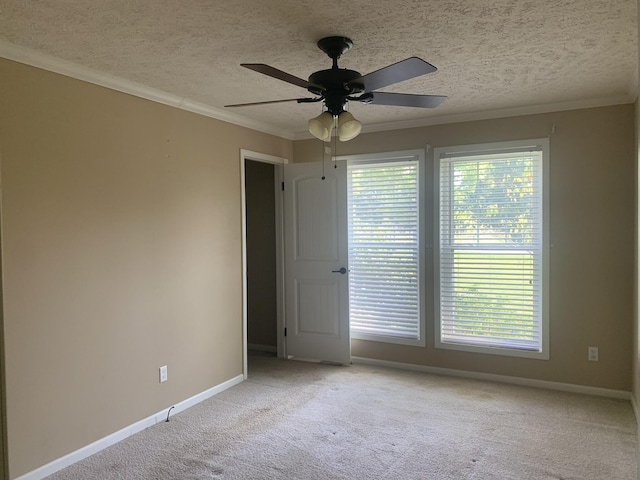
[344,150,427,347]
[433,139,550,360]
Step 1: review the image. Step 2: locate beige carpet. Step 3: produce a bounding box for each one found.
[47,352,637,479]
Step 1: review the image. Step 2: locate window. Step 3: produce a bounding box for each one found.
[347,152,425,346]
[435,140,549,359]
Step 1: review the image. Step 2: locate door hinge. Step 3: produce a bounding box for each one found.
[281,182,285,191]
[284,327,287,337]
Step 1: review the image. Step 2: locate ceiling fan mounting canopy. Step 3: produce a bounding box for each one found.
[226,35,446,129]
[317,36,354,61]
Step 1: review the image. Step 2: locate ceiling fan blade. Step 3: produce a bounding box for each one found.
[352,57,437,92]
[241,63,316,90]
[225,98,315,108]
[365,92,447,108]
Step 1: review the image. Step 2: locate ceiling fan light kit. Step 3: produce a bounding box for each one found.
[337,111,362,141]
[308,112,334,142]
[308,110,362,142]
[226,36,446,141]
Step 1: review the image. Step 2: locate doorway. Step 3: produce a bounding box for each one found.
[245,159,277,351]
[240,150,287,378]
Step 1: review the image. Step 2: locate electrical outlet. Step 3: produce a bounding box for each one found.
[588,347,598,362]
[159,365,168,383]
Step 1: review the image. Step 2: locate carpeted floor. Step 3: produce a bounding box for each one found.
[47,352,637,479]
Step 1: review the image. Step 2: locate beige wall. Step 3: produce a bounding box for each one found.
[634,0,640,464]
[0,143,7,479]
[245,160,277,348]
[295,104,635,392]
[0,52,636,478]
[0,58,292,478]
[634,97,640,474]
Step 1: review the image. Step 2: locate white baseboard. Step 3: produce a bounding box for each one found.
[15,374,244,480]
[351,356,632,400]
[248,343,277,353]
[631,394,639,422]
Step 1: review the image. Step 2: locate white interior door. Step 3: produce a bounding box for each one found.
[284,161,350,364]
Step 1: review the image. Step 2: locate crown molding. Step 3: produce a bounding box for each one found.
[291,94,637,140]
[2,41,635,144]
[0,41,295,141]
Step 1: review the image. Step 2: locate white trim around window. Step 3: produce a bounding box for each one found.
[433,139,550,359]
[344,150,427,347]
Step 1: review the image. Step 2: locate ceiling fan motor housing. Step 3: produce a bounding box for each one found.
[308,68,364,115]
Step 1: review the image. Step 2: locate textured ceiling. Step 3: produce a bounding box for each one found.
[0,0,637,138]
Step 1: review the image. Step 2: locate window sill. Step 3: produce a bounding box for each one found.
[351,332,425,348]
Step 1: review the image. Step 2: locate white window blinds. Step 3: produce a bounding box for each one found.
[438,147,544,352]
[348,161,420,340]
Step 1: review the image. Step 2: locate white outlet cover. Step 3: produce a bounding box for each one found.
[160,365,168,383]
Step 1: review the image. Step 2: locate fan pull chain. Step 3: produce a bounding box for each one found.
[321,136,325,180]
[333,116,338,168]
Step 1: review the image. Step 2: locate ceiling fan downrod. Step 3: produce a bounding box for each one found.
[309,37,364,115]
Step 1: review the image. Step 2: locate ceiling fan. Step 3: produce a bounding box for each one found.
[225,36,446,141]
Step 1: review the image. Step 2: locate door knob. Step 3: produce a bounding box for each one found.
[331,267,347,274]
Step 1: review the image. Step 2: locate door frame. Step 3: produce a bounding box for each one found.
[240,149,288,379]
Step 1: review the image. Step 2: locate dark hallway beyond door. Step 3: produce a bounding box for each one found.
[245,159,277,353]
